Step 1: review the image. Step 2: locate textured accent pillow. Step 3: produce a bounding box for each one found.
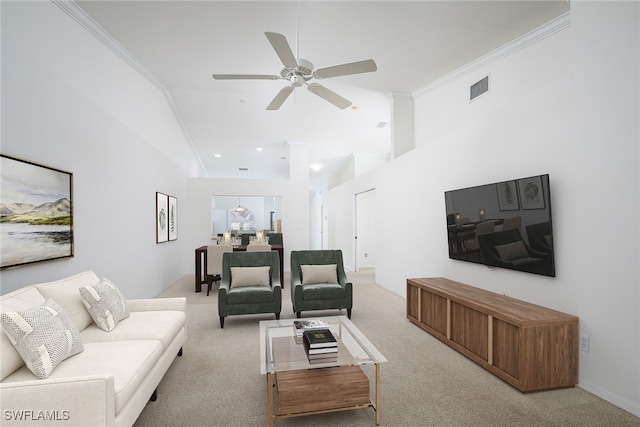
[0,299,84,379]
[230,266,271,288]
[79,278,130,332]
[495,241,529,261]
[301,264,338,285]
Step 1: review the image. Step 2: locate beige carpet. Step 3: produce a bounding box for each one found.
[133,270,639,427]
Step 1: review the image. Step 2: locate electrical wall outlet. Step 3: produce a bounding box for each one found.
[579,334,590,352]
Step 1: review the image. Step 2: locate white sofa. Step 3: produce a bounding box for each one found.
[0,271,187,427]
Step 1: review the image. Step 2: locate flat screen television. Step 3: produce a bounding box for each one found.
[445,174,555,277]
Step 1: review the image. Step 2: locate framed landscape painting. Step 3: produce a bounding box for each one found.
[156,192,169,243]
[0,154,74,269]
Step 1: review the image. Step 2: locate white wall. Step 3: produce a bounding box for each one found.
[329,3,639,417]
[356,189,376,269]
[0,1,199,297]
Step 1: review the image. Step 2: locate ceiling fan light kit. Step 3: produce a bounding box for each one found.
[212,32,377,110]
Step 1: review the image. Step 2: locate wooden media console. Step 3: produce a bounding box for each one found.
[406,277,578,392]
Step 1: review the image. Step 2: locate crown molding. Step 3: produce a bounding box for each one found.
[52,0,166,91]
[52,0,208,176]
[414,11,571,97]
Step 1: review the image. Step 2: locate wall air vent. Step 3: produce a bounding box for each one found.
[470,75,489,101]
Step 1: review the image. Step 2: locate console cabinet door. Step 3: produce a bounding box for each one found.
[450,302,488,361]
[420,289,448,337]
[492,318,520,380]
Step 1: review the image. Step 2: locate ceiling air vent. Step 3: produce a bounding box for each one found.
[238,167,248,171]
[470,76,489,101]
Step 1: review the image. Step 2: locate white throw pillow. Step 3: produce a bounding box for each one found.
[0,299,84,379]
[79,278,130,332]
[495,241,529,261]
[230,266,271,288]
[301,264,338,285]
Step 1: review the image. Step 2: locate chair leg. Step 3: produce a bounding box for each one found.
[347,309,352,319]
[177,347,183,357]
[220,316,225,328]
[150,388,158,401]
[296,311,301,318]
[275,312,280,320]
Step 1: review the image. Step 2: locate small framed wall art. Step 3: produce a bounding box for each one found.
[156,192,169,243]
[168,196,178,241]
[496,180,519,211]
[518,176,545,210]
[0,154,74,269]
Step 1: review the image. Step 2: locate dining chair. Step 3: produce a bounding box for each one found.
[206,244,233,296]
[246,243,272,252]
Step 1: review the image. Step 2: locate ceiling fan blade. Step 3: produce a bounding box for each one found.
[266,86,294,110]
[212,74,280,80]
[265,32,298,69]
[315,59,377,79]
[307,83,352,109]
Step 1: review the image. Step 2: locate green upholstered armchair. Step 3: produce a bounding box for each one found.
[218,251,281,328]
[290,250,352,319]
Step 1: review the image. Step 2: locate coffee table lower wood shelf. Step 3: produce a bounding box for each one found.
[267,365,380,426]
[261,317,386,426]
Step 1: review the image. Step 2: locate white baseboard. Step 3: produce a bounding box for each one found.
[578,380,640,418]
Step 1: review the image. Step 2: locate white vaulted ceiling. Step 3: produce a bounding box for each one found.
[72,0,569,180]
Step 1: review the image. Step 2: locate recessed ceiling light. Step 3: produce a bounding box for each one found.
[310,163,323,172]
[214,154,221,158]
[256,147,263,152]
[352,105,359,111]
[376,122,387,128]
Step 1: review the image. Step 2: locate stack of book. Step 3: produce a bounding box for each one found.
[302,329,338,364]
[293,319,330,344]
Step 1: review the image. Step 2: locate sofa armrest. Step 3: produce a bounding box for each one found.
[1,375,115,427]
[127,297,186,313]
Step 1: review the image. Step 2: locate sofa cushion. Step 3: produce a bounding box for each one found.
[301,264,338,285]
[0,299,84,379]
[79,278,130,332]
[230,266,271,288]
[301,283,345,301]
[80,310,186,350]
[2,340,163,414]
[0,286,48,381]
[35,271,100,331]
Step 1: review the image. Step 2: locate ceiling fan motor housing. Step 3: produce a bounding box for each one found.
[280,58,314,81]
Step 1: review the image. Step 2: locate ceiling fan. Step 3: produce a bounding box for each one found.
[212,32,377,110]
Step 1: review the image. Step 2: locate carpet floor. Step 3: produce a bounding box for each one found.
[133,269,639,427]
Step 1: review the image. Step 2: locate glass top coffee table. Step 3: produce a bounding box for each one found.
[259,316,387,426]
